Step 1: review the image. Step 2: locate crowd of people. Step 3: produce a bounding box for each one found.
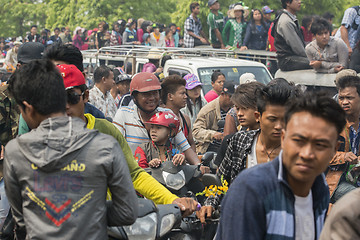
[0,0,360,239]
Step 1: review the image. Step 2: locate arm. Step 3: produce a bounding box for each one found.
[340,26,351,55]
[95,33,99,50]
[223,112,237,136]
[242,23,252,47]
[215,28,225,47]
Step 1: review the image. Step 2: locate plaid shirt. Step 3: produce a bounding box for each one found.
[205,129,259,208]
[336,7,360,49]
[184,14,202,48]
[218,129,260,184]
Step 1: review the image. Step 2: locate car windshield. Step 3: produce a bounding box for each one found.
[198,66,272,94]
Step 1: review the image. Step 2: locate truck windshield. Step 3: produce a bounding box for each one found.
[198,66,272,94]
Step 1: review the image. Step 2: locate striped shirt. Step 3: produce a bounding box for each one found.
[113,105,190,154]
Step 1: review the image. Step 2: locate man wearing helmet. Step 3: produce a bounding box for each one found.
[113,72,203,167]
[135,111,185,168]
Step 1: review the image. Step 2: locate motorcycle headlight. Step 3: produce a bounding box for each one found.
[162,170,185,190]
[123,212,157,240]
[159,213,176,237]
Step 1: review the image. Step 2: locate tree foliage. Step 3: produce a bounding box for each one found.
[0,0,358,38]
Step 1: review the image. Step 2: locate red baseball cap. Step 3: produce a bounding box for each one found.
[56,64,86,90]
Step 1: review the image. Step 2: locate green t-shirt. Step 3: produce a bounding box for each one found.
[207,11,224,45]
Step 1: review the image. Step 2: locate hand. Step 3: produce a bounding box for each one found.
[334,65,344,73]
[148,158,161,168]
[348,46,353,56]
[155,67,163,74]
[172,154,185,166]
[221,44,226,49]
[172,197,199,217]
[240,46,248,51]
[212,132,224,141]
[309,60,322,69]
[200,37,208,44]
[344,152,358,164]
[196,205,214,224]
[199,165,210,174]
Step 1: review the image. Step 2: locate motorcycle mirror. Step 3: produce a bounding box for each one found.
[201,152,215,166]
[201,173,222,187]
[217,120,225,129]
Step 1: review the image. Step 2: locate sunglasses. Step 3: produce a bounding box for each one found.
[66,90,85,105]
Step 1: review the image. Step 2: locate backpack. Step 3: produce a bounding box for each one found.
[351,6,360,30]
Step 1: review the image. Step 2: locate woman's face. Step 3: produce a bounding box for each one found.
[187,86,202,100]
[235,10,243,19]
[253,10,262,21]
[114,24,120,32]
[154,28,160,34]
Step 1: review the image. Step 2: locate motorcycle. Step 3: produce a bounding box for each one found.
[108,198,182,240]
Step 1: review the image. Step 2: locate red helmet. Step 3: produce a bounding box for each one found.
[146,111,180,131]
[130,72,161,95]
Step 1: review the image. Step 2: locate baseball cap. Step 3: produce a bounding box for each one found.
[239,73,256,85]
[17,42,44,64]
[208,0,217,7]
[184,74,203,90]
[262,6,274,14]
[222,81,235,95]
[115,74,132,84]
[56,64,85,90]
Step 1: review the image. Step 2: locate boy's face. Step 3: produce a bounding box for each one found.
[338,86,360,117]
[235,105,259,130]
[116,81,130,96]
[169,86,187,109]
[259,104,285,144]
[65,88,88,120]
[281,111,338,195]
[210,2,220,11]
[314,30,330,48]
[150,124,170,144]
[31,27,37,35]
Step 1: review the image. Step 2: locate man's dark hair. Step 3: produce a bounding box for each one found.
[161,75,186,104]
[44,43,84,72]
[54,27,60,32]
[8,59,66,115]
[30,25,37,29]
[281,0,293,9]
[336,75,360,97]
[232,82,265,109]
[190,2,200,12]
[211,71,225,83]
[310,17,331,35]
[301,16,313,28]
[285,92,346,135]
[257,78,302,114]
[94,65,111,84]
[323,12,334,21]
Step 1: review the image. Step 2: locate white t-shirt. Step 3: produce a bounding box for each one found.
[247,134,258,168]
[294,191,315,240]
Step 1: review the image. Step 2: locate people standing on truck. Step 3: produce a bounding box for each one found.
[207,0,225,49]
[184,2,210,48]
[181,74,207,128]
[50,27,62,44]
[241,9,269,51]
[60,27,73,44]
[272,0,311,71]
[161,75,197,151]
[305,18,348,73]
[193,81,235,154]
[262,5,274,27]
[335,5,360,55]
[150,24,165,47]
[204,71,225,103]
[301,15,314,45]
[25,25,40,43]
[95,21,109,50]
[135,111,185,168]
[110,22,122,46]
[164,28,175,47]
[123,21,141,45]
[222,5,247,49]
[169,23,180,47]
[73,26,85,50]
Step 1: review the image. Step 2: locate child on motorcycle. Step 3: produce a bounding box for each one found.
[135,111,186,168]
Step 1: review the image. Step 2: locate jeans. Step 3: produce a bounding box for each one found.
[278,55,312,71]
